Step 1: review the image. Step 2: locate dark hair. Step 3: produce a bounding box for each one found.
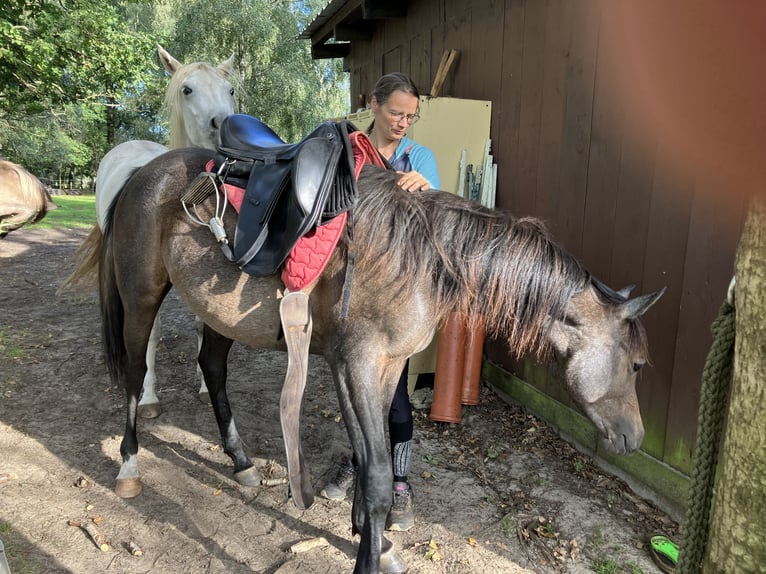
[371,72,420,105]
[367,73,420,134]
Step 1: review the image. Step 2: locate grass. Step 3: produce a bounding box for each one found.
[0,327,26,360]
[36,194,96,229]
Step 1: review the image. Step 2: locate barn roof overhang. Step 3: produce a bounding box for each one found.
[299,0,408,59]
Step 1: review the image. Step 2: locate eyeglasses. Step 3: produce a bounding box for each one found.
[385,108,420,125]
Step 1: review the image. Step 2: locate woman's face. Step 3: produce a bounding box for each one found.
[371,89,419,142]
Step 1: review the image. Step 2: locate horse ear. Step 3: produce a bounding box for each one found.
[616,285,635,300]
[618,287,666,320]
[157,44,182,75]
[218,53,236,78]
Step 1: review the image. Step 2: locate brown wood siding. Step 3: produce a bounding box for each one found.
[340,0,747,479]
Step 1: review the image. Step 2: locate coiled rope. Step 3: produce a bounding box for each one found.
[677,279,737,574]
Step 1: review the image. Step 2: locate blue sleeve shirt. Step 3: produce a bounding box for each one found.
[388,136,441,190]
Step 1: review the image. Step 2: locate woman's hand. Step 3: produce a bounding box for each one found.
[395,170,430,192]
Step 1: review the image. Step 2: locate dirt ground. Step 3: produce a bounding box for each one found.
[0,227,678,574]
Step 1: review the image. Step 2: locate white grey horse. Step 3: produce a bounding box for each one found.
[95,45,235,416]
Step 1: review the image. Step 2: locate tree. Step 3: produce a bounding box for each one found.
[0,0,155,182]
[1,0,348,182]
[0,0,153,117]
[168,0,348,141]
[702,196,766,573]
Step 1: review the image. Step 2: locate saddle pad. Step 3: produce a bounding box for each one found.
[280,131,386,291]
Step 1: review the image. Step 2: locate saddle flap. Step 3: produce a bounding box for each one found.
[230,124,344,276]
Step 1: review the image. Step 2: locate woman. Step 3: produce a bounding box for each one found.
[321,73,440,533]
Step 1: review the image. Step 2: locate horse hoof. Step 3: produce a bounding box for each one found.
[138,403,162,419]
[198,391,211,405]
[380,545,406,574]
[233,466,261,487]
[115,478,143,498]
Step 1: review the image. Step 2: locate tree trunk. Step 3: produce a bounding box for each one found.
[703,196,766,573]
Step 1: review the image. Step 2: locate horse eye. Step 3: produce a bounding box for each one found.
[632,362,645,372]
[182,86,192,96]
[564,315,579,327]
[229,88,235,96]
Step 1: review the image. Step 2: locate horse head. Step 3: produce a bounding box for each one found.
[546,281,665,454]
[158,45,236,149]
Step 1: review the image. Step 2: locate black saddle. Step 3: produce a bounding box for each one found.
[213,114,358,276]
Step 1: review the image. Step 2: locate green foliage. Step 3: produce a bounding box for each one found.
[0,0,348,183]
[168,0,348,141]
[0,0,154,115]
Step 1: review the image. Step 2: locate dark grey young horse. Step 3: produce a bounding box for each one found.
[82,147,663,574]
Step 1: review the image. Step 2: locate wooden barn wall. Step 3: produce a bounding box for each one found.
[341,0,747,480]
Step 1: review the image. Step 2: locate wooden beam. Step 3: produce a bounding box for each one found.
[430,49,458,96]
[362,0,407,20]
[311,42,351,60]
[334,21,373,41]
[309,1,362,46]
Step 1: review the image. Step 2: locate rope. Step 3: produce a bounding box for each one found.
[677,294,736,574]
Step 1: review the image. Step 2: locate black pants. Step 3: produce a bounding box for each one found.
[388,360,413,447]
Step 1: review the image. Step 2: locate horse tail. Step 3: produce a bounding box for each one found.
[59,167,136,293]
[58,225,103,294]
[98,201,126,385]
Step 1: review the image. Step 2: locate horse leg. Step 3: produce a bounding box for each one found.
[194,316,211,404]
[334,360,406,574]
[137,314,163,418]
[198,324,260,487]
[115,308,161,499]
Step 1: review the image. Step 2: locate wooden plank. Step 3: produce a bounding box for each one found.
[429,22,446,91]
[441,11,471,96]
[581,4,624,279]
[334,22,373,42]
[409,31,432,94]
[497,0,525,213]
[311,43,350,60]
[634,144,694,460]
[362,0,407,19]
[554,2,599,257]
[382,46,401,76]
[467,0,505,101]
[664,184,746,473]
[534,0,572,226]
[512,0,547,219]
[430,49,457,96]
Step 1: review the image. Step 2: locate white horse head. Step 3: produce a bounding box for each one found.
[95,47,237,229]
[158,44,236,149]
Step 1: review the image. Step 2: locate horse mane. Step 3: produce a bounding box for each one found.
[353,166,590,358]
[164,62,227,149]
